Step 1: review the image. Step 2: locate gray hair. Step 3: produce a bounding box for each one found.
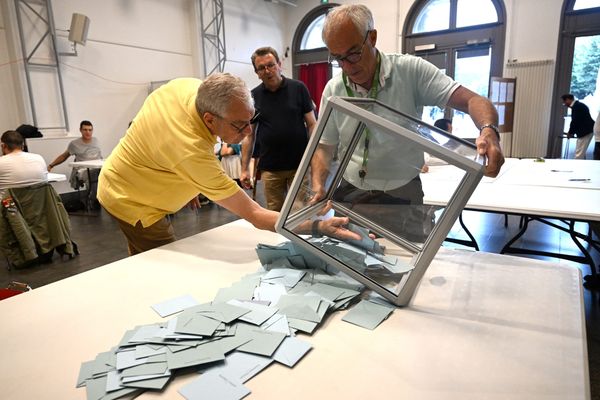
[195,72,254,117]
[322,4,374,44]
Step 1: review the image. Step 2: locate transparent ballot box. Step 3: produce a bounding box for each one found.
[275,97,484,306]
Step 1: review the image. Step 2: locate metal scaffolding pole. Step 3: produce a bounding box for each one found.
[13,0,69,131]
[199,0,226,76]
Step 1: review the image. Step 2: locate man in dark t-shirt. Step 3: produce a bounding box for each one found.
[241,46,317,211]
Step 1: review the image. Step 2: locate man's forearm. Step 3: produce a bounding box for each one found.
[467,95,499,129]
[240,135,254,173]
[311,144,333,191]
[48,153,68,168]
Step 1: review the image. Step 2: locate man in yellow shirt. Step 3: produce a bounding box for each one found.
[99,73,356,255]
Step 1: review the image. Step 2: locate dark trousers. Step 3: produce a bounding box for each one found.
[332,177,434,242]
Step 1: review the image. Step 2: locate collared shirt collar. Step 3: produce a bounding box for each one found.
[346,50,391,96]
[262,75,287,92]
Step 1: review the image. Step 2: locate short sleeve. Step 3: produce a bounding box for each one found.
[172,154,239,202]
[413,56,460,108]
[299,82,314,114]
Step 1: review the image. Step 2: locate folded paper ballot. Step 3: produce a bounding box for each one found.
[78,240,389,400]
[151,294,199,317]
[342,299,395,330]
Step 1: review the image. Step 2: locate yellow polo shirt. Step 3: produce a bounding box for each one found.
[98,78,239,227]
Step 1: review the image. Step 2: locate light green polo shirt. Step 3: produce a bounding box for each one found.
[320,51,460,191]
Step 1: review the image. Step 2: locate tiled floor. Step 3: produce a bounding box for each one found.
[1,201,599,398]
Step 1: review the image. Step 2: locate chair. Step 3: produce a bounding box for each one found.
[0,183,78,269]
[70,167,100,211]
[251,157,261,201]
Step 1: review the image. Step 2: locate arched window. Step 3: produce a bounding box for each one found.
[404,0,506,139]
[299,14,326,50]
[573,0,600,10]
[549,0,600,158]
[292,4,340,112]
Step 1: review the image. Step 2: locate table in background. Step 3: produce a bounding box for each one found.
[48,172,67,182]
[0,220,589,399]
[68,159,104,210]
[422,158,600,276]
[69,159,105,169]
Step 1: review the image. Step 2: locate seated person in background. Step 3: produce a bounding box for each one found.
[0,130,77,267]
[0,130,47,190]
[215,138,243,187]
[434,118,453,133]
[47,120,102,197]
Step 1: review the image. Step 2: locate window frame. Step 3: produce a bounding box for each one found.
[402,0,506,138]
[548,0,600,157]
[568,0,600,11]
[291,3,339,80]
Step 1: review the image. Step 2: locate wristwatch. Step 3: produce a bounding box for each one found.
[311,220,322,238]
[479,124,500,141]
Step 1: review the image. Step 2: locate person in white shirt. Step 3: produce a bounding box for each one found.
[0,130,48,190]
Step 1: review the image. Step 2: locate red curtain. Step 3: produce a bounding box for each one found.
[299,62,329,114]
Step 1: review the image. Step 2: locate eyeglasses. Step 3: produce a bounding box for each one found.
[328,31,371,67]
[255,62,278,73]
[218,112,261,134]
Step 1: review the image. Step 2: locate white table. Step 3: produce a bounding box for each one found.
[423,158,600,217]
[48,172,67,182]
[0,220,589,399]
[69,159,105,169]
[68,159,104,210]
[422,158,600,273]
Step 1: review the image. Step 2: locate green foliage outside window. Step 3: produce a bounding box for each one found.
[571,36,600,100]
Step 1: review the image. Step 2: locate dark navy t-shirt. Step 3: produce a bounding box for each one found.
[251,77,313,171]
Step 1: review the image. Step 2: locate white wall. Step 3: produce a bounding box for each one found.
[221,0,289,89]
[503,0,562,63]
[52,0,196,149]
[0,3,26,131]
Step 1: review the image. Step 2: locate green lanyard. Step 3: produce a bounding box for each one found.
[342,53,381,182]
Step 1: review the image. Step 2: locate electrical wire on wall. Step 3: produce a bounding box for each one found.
[0,57,150,87]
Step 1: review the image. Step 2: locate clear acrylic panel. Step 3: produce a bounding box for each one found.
[277,97,483,305]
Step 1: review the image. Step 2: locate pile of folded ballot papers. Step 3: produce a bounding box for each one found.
[77,240,396,400]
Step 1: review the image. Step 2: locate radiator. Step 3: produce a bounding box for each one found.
[504,59,554,158]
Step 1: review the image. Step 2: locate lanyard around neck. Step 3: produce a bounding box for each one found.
[342,52,381,99]
[341,53,381,183]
